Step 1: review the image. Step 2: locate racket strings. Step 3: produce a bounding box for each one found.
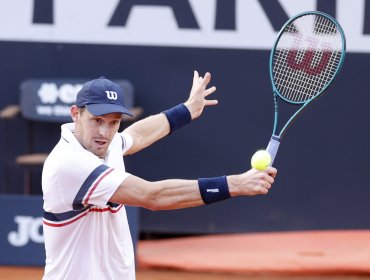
[272,14,344,103]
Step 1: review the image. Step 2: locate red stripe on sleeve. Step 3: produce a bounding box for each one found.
[83,168,115,205]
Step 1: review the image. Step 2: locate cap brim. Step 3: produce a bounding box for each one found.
[86,104,133,117]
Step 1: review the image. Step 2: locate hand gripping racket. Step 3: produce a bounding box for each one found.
[264,11,346,166]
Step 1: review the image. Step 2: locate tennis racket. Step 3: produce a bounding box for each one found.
[262,11,346,166]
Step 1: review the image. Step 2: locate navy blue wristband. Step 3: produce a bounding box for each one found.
[163,104,191,134]
[198,176,231,205]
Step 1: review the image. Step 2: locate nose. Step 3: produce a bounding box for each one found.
[98,124,110,137]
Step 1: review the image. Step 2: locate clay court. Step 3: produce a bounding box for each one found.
[2,230,369,280]
[0,267,369,280]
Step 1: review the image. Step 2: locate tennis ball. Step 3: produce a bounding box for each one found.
[251,150,271,170]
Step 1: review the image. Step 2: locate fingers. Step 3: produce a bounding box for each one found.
[193,70,199,85]
[203,85,217,106]
[256,173,274,194]
[201,72,211,88]
[204,86,217,97]
[255,184,270,195]
[257,186,269,195]
[188,70,217,114]
[265,166,278,178]
[194,70,212,88]
[204,99,218,106]
[250,168,277,195]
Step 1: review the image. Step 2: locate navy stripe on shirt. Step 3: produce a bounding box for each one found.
[43,206,91,222]
[72,164,110,210]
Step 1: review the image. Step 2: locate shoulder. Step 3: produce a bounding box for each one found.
[119,132,133,153]
[44,138,103,182]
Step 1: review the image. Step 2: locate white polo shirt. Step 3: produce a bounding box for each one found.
[42,123,135,280]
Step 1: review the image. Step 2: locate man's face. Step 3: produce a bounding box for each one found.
[72,106,122,158]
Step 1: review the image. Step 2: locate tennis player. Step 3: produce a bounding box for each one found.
[42,72,277,280]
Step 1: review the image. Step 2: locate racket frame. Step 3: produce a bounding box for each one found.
[266,11,346,164]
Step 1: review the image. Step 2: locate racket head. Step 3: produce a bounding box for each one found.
[269,11,346,104]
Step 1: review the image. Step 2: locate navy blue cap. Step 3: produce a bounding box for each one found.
[76,77,133,117]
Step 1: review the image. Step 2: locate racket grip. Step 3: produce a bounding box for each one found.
[266,136,280,166]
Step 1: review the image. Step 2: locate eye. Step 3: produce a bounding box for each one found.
[112,120,120,126]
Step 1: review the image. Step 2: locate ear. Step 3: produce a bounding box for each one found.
[70,105,79,122]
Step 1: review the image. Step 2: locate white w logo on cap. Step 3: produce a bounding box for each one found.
[105,91,118,100]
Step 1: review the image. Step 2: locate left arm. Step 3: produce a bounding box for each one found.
[123,71,217,155]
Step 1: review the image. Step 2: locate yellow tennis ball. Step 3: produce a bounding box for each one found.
[251,150,271,170]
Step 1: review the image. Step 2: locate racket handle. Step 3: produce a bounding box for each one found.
[266,136,280,166]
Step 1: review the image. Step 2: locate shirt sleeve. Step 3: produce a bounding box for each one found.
[120,132,133,155]
[50,149,130,210]
[76,164,131,208]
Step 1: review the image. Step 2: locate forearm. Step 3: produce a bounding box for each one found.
[110,175,204,211]
[148,179,204,210]
[123,113,170,155]
[123,104,191,155]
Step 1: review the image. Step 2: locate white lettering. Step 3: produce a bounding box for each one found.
[38,83,59,104]
[52,105,71,116]
[0,1,367,53]
[36,105,71,117]
[8,216,44,247]
[59,84,82,103]
[36,105,53,116]
[206,188,219,193]
[106,91,118,100]
[29,218,44,243]
[37,82,81,105]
